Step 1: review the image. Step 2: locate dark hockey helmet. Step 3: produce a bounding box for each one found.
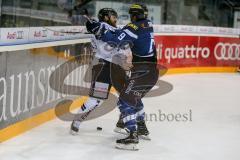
[129,4,145,21]
[141,4,148,18]
[98,8,118,22]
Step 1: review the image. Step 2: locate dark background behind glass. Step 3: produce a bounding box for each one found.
[0,0,239,28]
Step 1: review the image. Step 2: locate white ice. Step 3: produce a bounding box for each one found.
[0,73,240,160]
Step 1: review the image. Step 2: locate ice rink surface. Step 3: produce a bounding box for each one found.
[0,73,240,160]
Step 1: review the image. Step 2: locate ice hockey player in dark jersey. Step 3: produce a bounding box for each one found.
[99,4,159,150]
[114,4,151,141]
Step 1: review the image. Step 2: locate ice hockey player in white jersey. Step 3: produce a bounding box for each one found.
[70,8,131,134]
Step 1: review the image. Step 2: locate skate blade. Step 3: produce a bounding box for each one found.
[69,129,79,136]
[115,143,139,151]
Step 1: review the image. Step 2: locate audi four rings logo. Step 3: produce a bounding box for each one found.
[214,42,240,60]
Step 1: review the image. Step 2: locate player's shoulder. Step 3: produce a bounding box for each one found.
[124,22,139,31]
[138,19,153,28]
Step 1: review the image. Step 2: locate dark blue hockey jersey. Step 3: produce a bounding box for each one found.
[101,19,156,62]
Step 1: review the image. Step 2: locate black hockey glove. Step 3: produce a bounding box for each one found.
[86,19,101,35]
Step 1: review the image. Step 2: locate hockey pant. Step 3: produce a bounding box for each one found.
[117,63,159,132]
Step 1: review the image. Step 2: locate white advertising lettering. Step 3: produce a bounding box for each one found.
[157,44,210,63]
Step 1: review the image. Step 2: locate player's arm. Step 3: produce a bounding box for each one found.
[101,25,138,45]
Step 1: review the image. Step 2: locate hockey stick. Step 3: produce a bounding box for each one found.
[43,13,93,34]
[42,26,87,34]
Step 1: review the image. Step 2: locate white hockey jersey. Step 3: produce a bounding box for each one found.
[91,22,132,64]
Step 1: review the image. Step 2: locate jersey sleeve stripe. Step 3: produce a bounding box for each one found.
[123,29,138,39]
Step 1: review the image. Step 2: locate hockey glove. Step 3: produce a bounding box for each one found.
[86,19,101,35]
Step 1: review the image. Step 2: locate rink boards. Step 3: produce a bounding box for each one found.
[0,25,240,142]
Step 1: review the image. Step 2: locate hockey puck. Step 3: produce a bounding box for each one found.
[97,127,102,131]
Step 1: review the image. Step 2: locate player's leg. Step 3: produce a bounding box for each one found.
[115,71,143,150]
[133,63,158,140]
[135,100,151,140]
[70,59,112,135]
[114,100,150,140]
[114,100,151,140]
[115,98,139,151]
[110,63,131,134]
[70,97,102,135]
[115,62,159,150]
[114,113,125,134]
[113,98,139,136]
